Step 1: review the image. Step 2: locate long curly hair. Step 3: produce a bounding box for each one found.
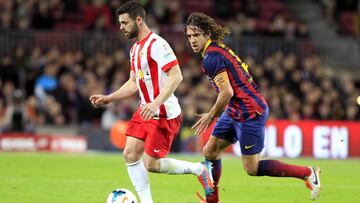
[185,12,230,42]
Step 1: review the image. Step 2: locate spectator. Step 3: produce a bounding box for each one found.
[32,0,55,29]
[53,72,80,124]
[1,89,34,132]
[34,62,59,106]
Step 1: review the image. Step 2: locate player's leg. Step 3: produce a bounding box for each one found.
[241,154,260,175]
[241,154,312,178]
[124,111,153,203]
[239,108,320,200]
[143,153,214,198]
[142,153,204,176]
[202,136,231,203]
[142,115,203,175]
[142,116,214,196]
[242,155,320,200]
[200,112,236,203]
[239,108,311,178]
[123,136,153,203]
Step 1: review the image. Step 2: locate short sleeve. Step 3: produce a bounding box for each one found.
[202,53,226,78]
[150,40,179,72]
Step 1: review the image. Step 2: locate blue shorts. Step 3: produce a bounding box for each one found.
[212,107,269,155]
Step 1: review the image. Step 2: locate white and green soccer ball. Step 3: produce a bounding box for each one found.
[106,188,137,203]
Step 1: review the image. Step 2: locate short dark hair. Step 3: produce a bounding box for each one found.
[185,12,230,42]
[116,0,146,20]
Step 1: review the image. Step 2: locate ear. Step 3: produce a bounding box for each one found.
[201,29,211,39]
[135,16,143,26]
[204,33,211,40]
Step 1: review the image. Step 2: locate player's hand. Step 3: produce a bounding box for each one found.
[191,113,214,136]
[140,102,159,120]
[89,95,111,108]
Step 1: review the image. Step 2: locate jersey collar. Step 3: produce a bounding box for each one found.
[202,39,212,57]
[137,31,153,45]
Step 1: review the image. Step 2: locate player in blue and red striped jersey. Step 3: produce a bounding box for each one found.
[185,12,321,203]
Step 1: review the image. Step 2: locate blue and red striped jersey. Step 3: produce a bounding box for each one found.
[201,40,268,121]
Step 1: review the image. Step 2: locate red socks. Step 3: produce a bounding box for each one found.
[257,160,311,179]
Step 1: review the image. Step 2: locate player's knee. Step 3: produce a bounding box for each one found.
[123,149,141,163]
[143,159,159,173]
[245,168,258,176]
[203,146,219,160]
[243,164,258,176]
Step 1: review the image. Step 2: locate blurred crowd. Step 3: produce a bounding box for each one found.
[320,0,359,36]
[0,0,309,39]
[0,0,359,132]
[0,45,359,132]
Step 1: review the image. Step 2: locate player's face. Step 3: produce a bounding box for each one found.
[118,13,138,39]
[186,26,210,53]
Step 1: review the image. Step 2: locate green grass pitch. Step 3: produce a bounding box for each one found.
[0,152,359,203]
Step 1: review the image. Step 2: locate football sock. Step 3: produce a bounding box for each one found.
[208,159,222,185]
[127,159,153,203]
[257,160,311,179]
[159,158,203,176]
[206,159,221,202]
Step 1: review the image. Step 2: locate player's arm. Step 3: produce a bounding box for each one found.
[153,65,182,107]
[208,71,233,119]
[192,71,233,135]
[108,71,138,101]
[89,71,138,107]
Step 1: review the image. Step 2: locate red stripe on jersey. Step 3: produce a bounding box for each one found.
[137,42,151,103]
[147,38,167,117]
[130,44,136,72]
[162,60,179,72]
[226,71,247,115]
[228,105,238,119]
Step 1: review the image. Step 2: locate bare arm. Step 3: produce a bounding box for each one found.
[140,65,183,120]
[192,71,233,135]
[108,71,138,101]
[89,72,138,107]
[154,65,182,107]
[208,72,233,119]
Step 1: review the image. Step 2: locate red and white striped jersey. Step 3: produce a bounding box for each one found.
[129,32,181,119]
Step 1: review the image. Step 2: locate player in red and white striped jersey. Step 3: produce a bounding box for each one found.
[128,27,181,120]
[89,1,214,202]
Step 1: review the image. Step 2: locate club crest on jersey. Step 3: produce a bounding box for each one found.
[137,70,145,79]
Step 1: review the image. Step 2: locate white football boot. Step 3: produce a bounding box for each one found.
[304,166,321,200]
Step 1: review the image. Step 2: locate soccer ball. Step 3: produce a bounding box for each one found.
[106,188,137,203]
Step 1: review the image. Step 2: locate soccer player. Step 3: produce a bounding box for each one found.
[185,12,321,203]
[89,2,213,203]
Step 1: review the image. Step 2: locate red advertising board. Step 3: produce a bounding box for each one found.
[200,120,360,158]
[0,133,87,152]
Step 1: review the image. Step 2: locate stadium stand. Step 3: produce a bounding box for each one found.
[319,0,359,36]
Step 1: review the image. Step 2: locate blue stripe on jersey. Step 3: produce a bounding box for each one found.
[238,99,249,119]
[228,99,249,120]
